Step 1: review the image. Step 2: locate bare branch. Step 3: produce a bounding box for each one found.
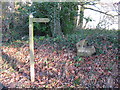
[83,6,114,17]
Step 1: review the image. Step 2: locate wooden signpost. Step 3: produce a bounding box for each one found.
[29,14,50,82]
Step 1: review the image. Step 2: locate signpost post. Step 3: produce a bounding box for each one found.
[29,14,50,82]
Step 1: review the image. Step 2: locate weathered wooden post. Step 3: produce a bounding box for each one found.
[29,14,35,82]
[29,13,50,82]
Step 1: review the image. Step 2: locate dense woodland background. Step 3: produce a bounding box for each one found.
[0,0,120,88]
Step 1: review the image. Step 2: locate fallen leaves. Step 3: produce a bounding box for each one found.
[0,38,119,88]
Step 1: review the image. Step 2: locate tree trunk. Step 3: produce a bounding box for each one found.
[50,3,63,37]
[118,2,120,30]
[79,5,84,29]
[0,2,2,61]
[76,5,84,30]
[76,5,81,26]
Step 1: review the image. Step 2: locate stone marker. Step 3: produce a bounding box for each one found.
[76,39,96,56]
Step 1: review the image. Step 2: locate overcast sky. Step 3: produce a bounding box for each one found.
[83,0,119,30]
[100,0,119,3]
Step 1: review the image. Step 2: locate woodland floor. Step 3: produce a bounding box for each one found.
[0,35,119,88]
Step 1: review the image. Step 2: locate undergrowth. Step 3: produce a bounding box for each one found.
[3,29,119,55]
